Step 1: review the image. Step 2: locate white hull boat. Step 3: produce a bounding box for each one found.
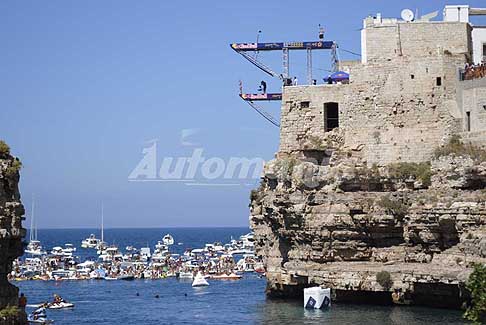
[178,271,194,279]
[28,319,54,324]
[163,234,174,246]
[30,302,74,310]
[48,302,74,309]
[192,272,209,287]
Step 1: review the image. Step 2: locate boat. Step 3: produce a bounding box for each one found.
[47,302,74,309]
[96,203,107,251]
[28,318,54,324]
[50,246,72,257]
[140,247,151,262]
[89,269,105,279]
[211,273,242,280]
[82,203,106,249]
[192,272,209,287]
[63,244,76,253]
[178,271,194,279]
[30,301,74,310]
[27,304,53,324]
[118,274,135,281]
[236,254,256,272]
[162,234,174,246]
[25,198,46,256]
[155,241,167,251]
[81,234,100,249]
[28,312,54,324]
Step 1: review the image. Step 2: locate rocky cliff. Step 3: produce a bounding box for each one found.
[250,133,486,308]
[0,141,26,324]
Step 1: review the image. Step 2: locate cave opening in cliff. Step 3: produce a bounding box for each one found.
[324,102,339,132]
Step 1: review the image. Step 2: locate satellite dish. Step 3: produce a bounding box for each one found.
[401,9,415,22]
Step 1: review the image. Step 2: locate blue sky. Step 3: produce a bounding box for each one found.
[1,0,484,228]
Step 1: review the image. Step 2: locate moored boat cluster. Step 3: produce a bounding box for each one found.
[11,233,264,283]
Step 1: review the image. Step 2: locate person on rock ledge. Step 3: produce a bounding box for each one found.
[18,293,27,310]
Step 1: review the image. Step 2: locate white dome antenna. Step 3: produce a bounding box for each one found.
[401,9,415,22]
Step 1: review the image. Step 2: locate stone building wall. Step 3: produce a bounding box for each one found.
[251,14,486,308]
[278,20,483,165]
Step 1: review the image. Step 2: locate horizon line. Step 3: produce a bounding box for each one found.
[27,225,251,230]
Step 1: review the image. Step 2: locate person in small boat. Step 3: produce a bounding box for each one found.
[53,294,65,304]
[32,305,47,320]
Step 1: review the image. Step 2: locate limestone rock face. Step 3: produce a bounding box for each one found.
[0,144,26,325]
[250,148,486,308]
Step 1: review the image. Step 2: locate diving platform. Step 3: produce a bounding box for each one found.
[239,93,282,101]
[231,41,334,51]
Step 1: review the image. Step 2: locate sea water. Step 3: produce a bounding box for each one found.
[16,228,466,324]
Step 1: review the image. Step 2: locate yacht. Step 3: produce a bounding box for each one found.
[81,234,100,249]
[162,234,174,246]
[96,203,107,251]
[50,246,72,257]
[155,241,167,251]
[63,243,76,253]
[82,203,106,249]
[25,198,46,256]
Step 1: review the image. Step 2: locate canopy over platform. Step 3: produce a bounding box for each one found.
[240,93,282,101]
[327,71,349,81]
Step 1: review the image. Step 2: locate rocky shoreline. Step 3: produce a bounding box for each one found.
[0,141,27,325]
[250,134,486,308]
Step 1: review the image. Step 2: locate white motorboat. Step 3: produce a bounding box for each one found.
[236,254,256,272]
[81,234,100,249]
[28,308,54,324]
[89,269,106,279]
[211,273,242,280]
[30,301,75,309]
[28,318,54,324]
[192,272,209,287]
[155,241,168,251]
[178,271,194,279]
[82,203,106,249]
[140,247,151,262]
[47,302,74,309]
[25,240,46,256]
[163,234,174,246]
[63,243,76,253]
[50,247,72,257]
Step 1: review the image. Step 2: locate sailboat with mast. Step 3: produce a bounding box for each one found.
[81,203,105,249]
[96,203,107,252]
[25,196,46,256]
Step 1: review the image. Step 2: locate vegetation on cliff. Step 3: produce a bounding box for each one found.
[0,140,10,158]
[0,305,21,323]
[434,135,486,163]
[464,264,486,323]
[0,140,23,178]
[387,162,432,187]
[377,196,408,218]
[376,271,393,290]
[5,159,22,178]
